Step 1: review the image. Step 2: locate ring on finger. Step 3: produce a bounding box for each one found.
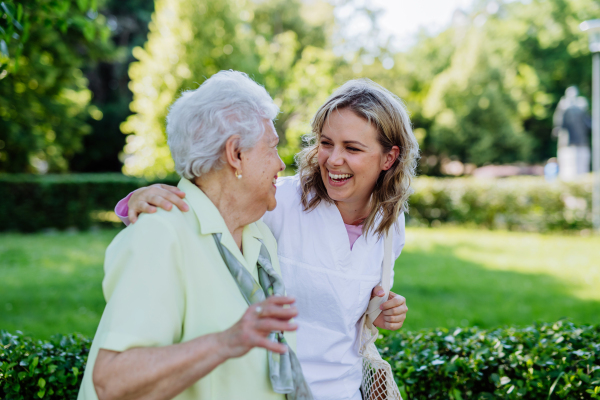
[255,306,263,316]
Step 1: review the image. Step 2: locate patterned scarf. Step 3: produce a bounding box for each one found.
[212,233,313,400]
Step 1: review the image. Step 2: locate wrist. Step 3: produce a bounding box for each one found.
[212,331,234,362]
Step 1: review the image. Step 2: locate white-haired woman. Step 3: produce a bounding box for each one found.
[77,71,313,400]
[113,78,419,400]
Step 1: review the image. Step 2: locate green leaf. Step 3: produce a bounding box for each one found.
[16,3,21,20]
[18,371,27,380]
[32,356,39,369]
[76,0,88,12]
[0,39,8,58]
[72,366,79,376]
[38,377,46,389]
[82,22,95,41]
[37,388,45,398]
[1,2,14,20]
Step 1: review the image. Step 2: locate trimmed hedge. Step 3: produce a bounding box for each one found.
[0,332,90,400]
[379,320,600,399]
[408,176,593,232]
[0,173,593,232]
[0,174,178,232]
[1,322,598,399]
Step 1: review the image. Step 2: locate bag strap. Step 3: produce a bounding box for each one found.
[364,231,393,324]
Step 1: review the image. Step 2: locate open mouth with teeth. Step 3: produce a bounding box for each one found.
[328,172,354,183]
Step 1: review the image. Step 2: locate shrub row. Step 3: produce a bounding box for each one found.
[0,174,178,232]
[0,173,593,232]
[379,321,600,399]
[408,176,593,232]
[1,322,598,399]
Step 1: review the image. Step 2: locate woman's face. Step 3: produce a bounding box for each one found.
[240,119,285,213]
[317,108,397,208]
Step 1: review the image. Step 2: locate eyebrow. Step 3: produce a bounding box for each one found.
[320,134,368,148]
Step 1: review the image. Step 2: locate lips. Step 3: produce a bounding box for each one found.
[327,170,353,187]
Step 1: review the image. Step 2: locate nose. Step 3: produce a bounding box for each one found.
[277,152,285,172]
[328,146,345,166]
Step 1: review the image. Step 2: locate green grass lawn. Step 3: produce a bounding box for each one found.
[1,227,598,340]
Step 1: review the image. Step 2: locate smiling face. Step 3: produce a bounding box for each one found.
[317,108,398,212]
[240,119,285,213]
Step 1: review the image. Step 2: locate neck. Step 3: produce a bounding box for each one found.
[194,172,253,250]
[335,197,371,226]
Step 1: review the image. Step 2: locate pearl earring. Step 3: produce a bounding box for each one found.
[235,170,242,179]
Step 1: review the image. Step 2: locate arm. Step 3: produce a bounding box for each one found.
[371,213,407,330]
[94,216,297,400]
[114,184,189,225]
[93,297,298,400]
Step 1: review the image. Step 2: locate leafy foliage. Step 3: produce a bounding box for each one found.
[0,331,90,400]
[409,0,600,169]
[2,322,598,399]
[0,0,112,173]
[379,321,600,400]
[409,176,593,231]
[0,173,177,232]
[120,0,337,177]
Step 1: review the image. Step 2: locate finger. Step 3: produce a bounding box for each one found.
[262,296,296,306]
[380,294,405,310]
[384,321,405,331]
[384,314,406,323]
[380,297,401,311]
[370,285,385,299]
[255,319,298,333]
[128,207,138,224]
[157,184,186,198]
[255,305,298,320]
[253,336,289,354]
[160,191,189,212]
[382,305,408,316]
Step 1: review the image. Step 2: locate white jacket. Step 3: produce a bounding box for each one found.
[263,176,405,400]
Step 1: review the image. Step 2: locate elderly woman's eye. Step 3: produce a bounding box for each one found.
[348,147,360,152]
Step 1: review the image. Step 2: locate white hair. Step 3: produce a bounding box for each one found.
[166,70,279,179]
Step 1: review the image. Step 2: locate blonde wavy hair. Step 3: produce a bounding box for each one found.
[295,79,420,238]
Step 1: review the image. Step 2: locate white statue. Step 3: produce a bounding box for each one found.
[553,86,591,180]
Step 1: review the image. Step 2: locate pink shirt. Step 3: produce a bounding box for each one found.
[115,192,363,248]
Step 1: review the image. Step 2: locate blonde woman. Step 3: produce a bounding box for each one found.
[117,79,419,400]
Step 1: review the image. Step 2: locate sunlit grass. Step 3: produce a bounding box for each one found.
[394,227,600,331]
[0,227,598,340]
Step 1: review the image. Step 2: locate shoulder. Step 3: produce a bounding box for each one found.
[275,175,302,203]
[107,207,188,256]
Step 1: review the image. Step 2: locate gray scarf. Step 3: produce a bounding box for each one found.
[212,233,313,400]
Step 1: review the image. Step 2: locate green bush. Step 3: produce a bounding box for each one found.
[408,176,593,232]
[2,322,598,399]
[0,331,91,400]
[379,321,600,399]
[0,173,178,232]
[0,173,593,232]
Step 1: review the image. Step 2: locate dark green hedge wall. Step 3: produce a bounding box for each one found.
[0,174,593,233]
[1,322,598,399]
[0,174,178,232]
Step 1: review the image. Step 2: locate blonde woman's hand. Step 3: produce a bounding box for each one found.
[218,296,298,359]
[128,184,189,223]
[371,286,407,330]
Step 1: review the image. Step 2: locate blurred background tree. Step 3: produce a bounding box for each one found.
[0,0,112,173]
[2,0,600,176]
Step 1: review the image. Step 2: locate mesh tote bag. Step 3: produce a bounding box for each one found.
[358,232,402,400]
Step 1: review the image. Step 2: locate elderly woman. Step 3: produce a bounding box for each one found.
[77,71,311,400]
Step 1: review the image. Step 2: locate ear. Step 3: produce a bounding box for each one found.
[382,145,400,171]
[224,135,243,172]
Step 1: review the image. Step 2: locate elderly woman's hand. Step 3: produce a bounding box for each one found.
[128,184,188,223]
[219,296,298,358]
[371,286,407,330]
